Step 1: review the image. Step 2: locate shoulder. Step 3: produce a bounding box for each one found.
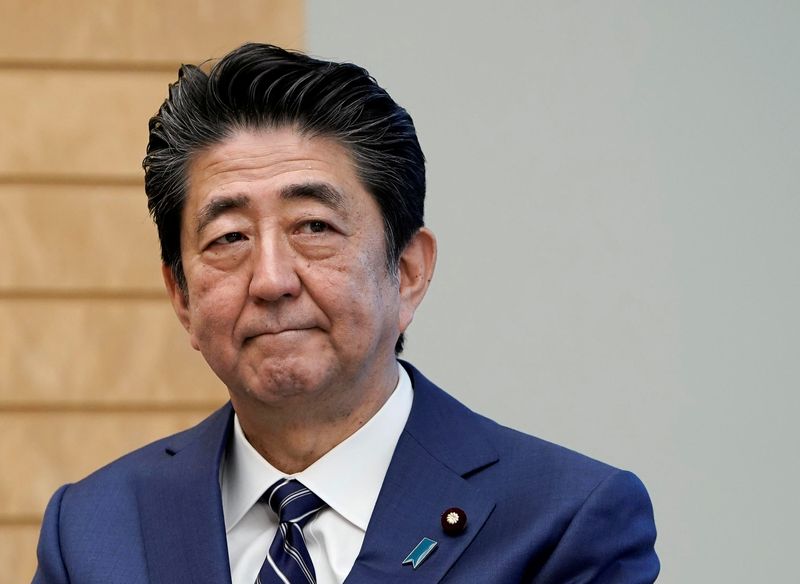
[472,421,660,581]
[469,407,641,516]
[478,412,619,486]
[56,402,231,512]
[402,363,659,580]
[403,360,656,534]
[403,360,622,492]
[35,404,232,580]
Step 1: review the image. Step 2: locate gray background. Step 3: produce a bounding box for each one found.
[308,1,799,581]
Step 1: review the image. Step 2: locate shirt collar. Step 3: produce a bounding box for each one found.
[222,362,413,533]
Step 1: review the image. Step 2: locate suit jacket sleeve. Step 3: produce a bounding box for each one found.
[32,484,71,584]
[534,470,660,583]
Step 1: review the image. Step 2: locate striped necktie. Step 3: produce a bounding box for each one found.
[256,479,327,584]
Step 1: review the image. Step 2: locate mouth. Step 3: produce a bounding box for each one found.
[243,327,316,343]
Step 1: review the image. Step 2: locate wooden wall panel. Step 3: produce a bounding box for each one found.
[0,411,214,517]
[0,0,303,65]
[0,300,225,405]
[0,527,39,584]
[0,70,174,178]
[2,1,304,579]
[0,185,162,291]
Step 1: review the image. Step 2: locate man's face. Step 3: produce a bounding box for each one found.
[166,127,407,409]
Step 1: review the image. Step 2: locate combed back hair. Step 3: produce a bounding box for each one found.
[143,43,426,353]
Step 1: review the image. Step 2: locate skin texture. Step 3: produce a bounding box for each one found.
[163,127,436,473]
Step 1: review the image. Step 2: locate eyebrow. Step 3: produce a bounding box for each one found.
[280,182,345,211]
[195,194,250,235]
[194,182,346,235]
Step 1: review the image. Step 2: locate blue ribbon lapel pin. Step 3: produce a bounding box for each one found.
[402,537,438,569]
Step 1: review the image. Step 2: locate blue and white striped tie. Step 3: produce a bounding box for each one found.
[256,479,326,584]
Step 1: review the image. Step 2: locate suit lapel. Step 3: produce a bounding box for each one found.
[137,404,234,584]
[345,363,499,583]
[131,365,496,584]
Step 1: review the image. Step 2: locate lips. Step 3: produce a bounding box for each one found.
[255,327,312,335]
[241,326,316,343]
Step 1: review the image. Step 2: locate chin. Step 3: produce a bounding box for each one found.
[236,357,338,404]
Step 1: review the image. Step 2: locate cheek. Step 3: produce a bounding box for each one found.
[339,255,398,333]
[187,275,247,339]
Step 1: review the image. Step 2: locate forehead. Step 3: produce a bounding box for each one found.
[188,127,361,192]
[183,127,370,221]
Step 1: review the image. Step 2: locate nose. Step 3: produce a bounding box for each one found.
[248,235,302,302]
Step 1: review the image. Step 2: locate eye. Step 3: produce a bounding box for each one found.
[301,220,330,234]
[213,232,246,245]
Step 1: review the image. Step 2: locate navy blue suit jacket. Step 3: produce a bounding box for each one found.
[33,362,659,583]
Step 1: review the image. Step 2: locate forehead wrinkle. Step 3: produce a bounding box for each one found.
[195,194,251,235]
[200,151,281,176]
[197,149,335,181]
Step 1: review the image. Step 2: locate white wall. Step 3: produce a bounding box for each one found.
[308,1,799,581]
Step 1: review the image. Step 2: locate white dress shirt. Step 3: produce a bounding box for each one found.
[221,363,413,584]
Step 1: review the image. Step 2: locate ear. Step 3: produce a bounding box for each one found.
[397,227,437,334]
[162,263,199,351]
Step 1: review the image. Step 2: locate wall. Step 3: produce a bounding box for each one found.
[308,1,800,581]
[0,1,303,581]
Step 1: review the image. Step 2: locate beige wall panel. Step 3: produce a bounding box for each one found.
[0,526,39,584]
[0,0,303,65]
[0,185,162,291]
[0,411,215,518]
[0,300,226,405]
[0,2,304,581]
[0,70,176,178]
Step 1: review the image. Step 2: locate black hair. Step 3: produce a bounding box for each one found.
[143,43,426,353]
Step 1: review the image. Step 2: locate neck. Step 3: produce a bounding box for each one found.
[232,363,399,474]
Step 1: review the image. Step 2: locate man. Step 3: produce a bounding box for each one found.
[33,43,659,583]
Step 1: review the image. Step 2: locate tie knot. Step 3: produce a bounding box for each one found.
[263,479,326,526]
